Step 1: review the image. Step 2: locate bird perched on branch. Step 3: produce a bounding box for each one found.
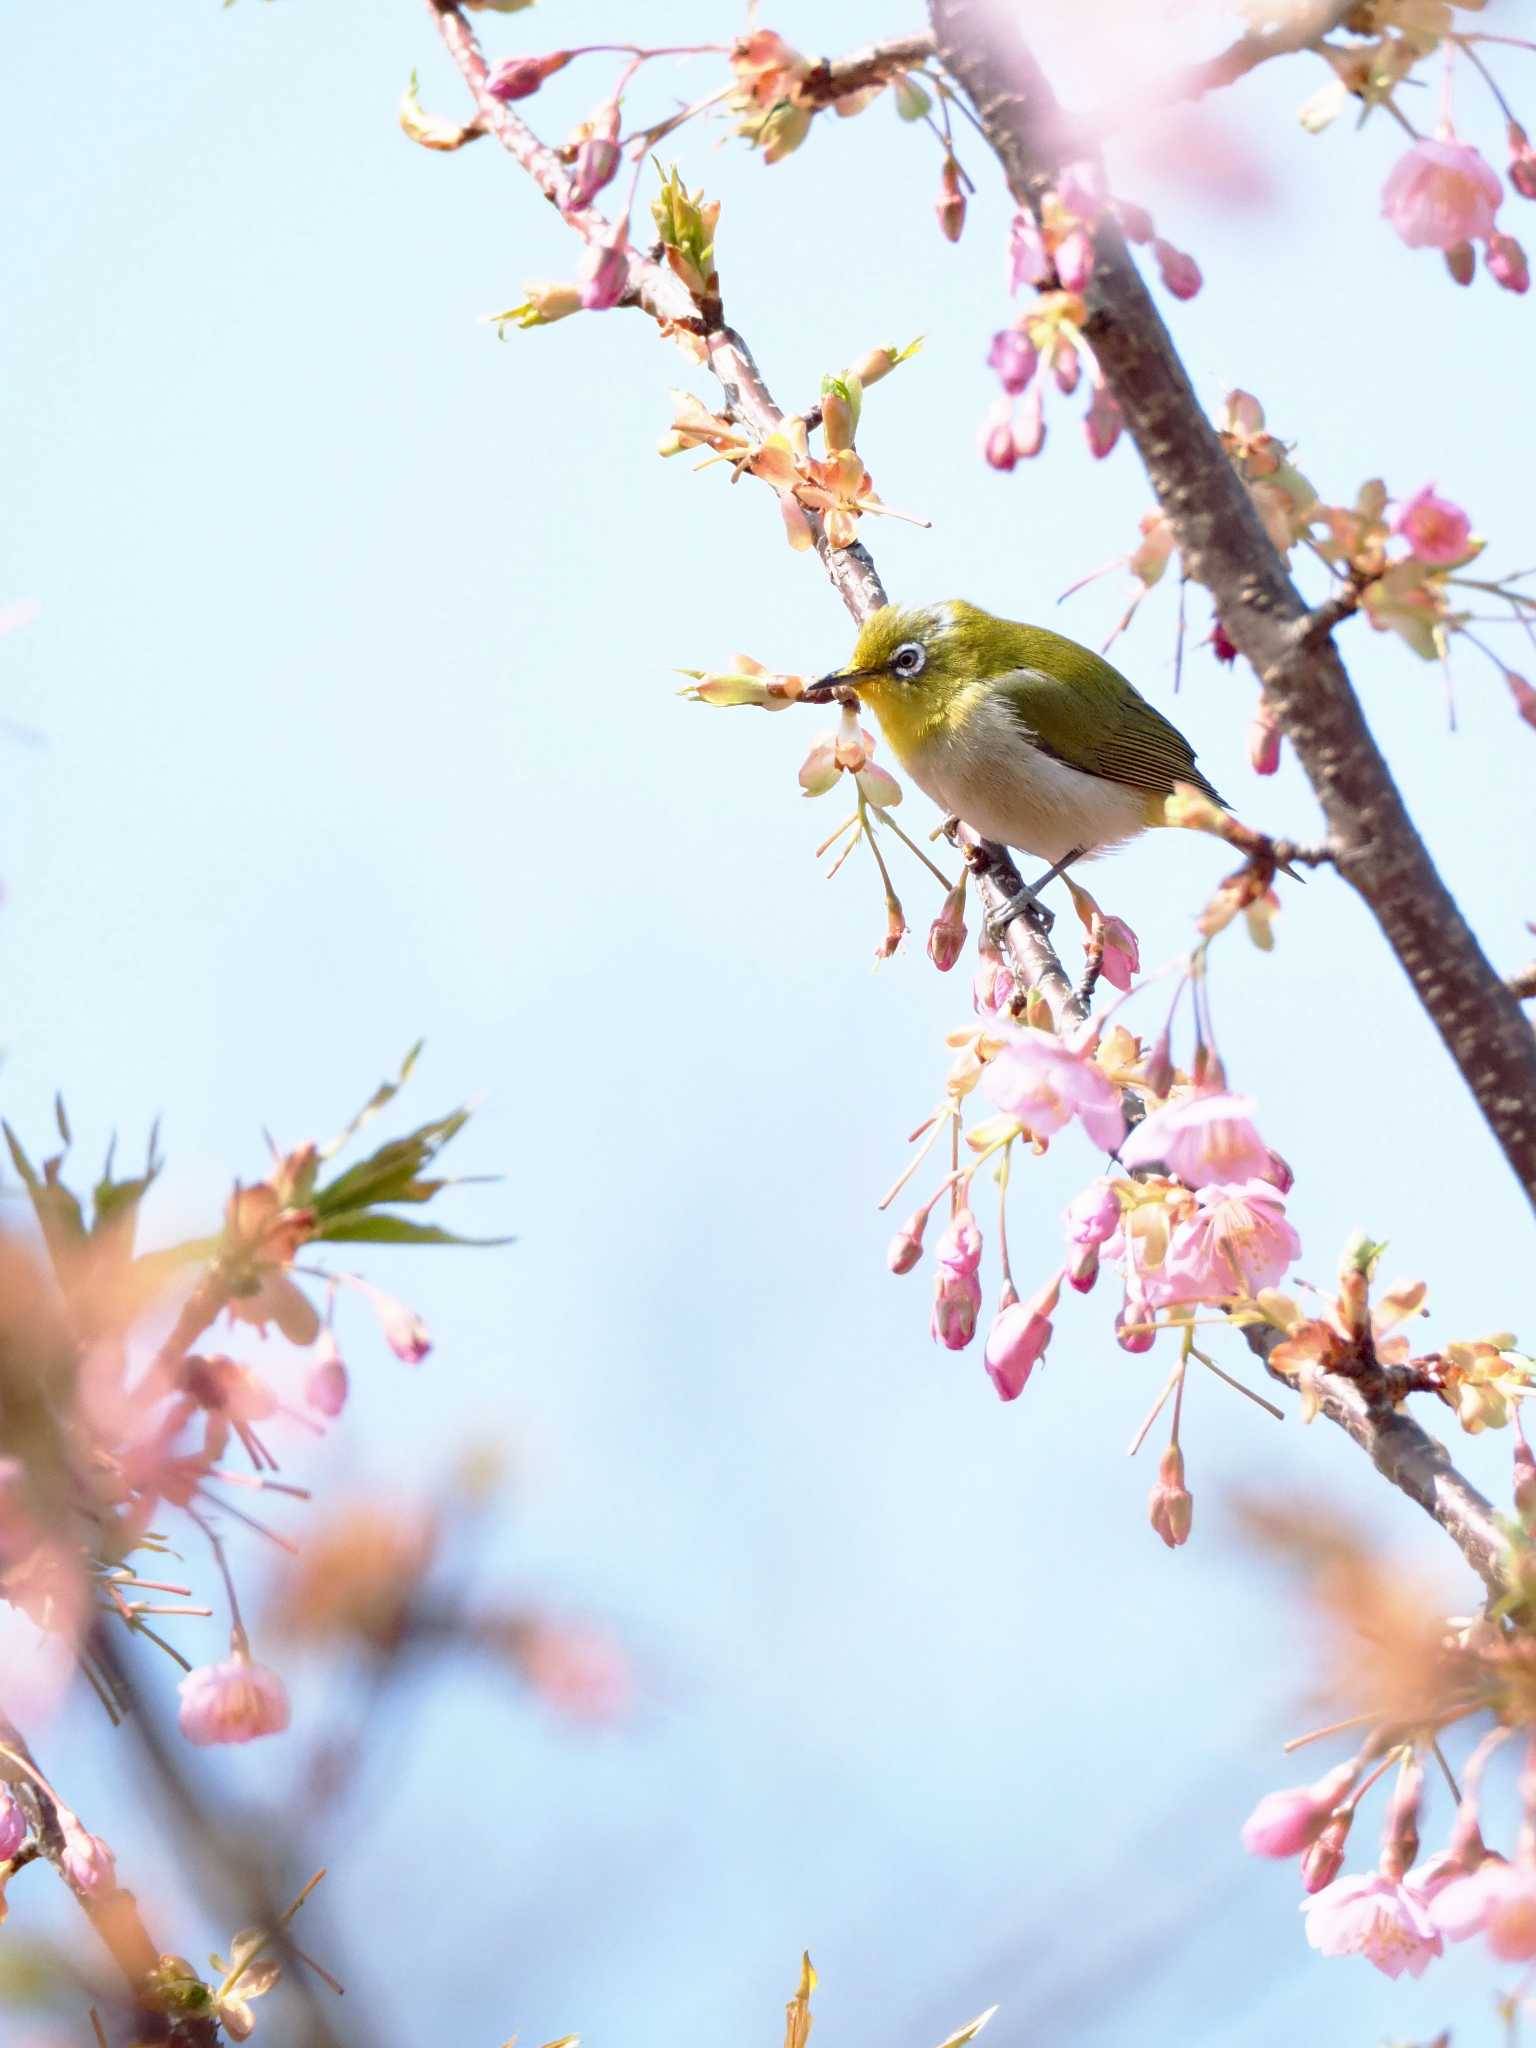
[801,599,1246,930]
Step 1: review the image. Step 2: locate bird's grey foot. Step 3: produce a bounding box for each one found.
[1024,846,1088,895]
[985,884,1053,941]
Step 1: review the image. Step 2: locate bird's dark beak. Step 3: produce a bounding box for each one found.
[801,669,867,704]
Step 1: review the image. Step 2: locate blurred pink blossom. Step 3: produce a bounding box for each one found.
[981,1026,1125,1150]
[1382,139,1501,251]
[178,1654,292,1746]
[1302,1870,1443,1978]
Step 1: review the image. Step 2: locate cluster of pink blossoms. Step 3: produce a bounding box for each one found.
[981,163,1200,472]
[1246,1731,1536,1982]
[1382,133,1530,295]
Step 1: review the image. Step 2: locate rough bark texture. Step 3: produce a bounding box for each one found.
[930,0,1536,1224]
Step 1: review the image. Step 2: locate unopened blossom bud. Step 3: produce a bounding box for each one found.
[306,1332,349,1419]
[927,879,969,972]
[579,237,629,311]
[486,50,572,102]
[931,1263,982,1350]
[1054,226,1095,294]
[1444,240,1476,286]
[875,898,907,961]
[979,398,1018,473]
[1148,1442,1192,1548]
[1083,384,1122,460]
[1511,123,1536,202]
[1115,197,1154,244]
[1065,1179,1120,1250]
[1262,1149,1295,1195]
[1488,232,1530,294]
[987,326,1038,396]
[1241,1761,1360,1858]
[983,1272,1062,1401]
[1055,160,1105,222]
[1248,699,1282,775]
[1301,1810,1352,1893]
[1013,381,1046,460]
[888,1204,932,1275]
[1507,671,1536,728]
[1381,1759,1425,1881]
[1052,340,1081,396]
[58,1810,116,1894]
[834,702,871,772]
[936,157,966,243]
[1068,1244,1099,1293]
[371,1289,432,1364]
[178,1650,292,1746]
[571,106,622,207]
[1152,238,1201,300]
[0,1786,26,1861]
[1009,212,1051,291]
[1116,1303,1155,1354]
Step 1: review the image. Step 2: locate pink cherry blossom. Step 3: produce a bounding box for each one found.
[931,1263,982,1350]
[579,238,629,311]
[979,399,1017,472]
[1432,1858,1536,1958]
[485,50,572,103]
[1008,213,1051,291]
[178,1653,292,1746]
[1393,484,1472,565]
[1054,226,1095,294]
[887,1205,930,1275]
[1083,384,1122,460]
[983,1273,1062,1401]
[1301,1870,1443,1978]
[935,1208,983,1277]
[980,1027,1125,1151]
[1012,381,1045,460]
[58,1810,117,1894]
[1488,231,1530,294]
[1242,1762,1358,1858]
[986,327,1037,396]
[1163,1180,1301,1301]
[1382,138,1502,250]
[1118,1091,1271,1188]
[1054,160,1105,223]
[1097,914,1139,990]
[1152,238,1202,300]
[1065,1179,1121,1249]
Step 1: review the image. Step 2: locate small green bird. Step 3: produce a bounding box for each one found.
[803,599,1229,918]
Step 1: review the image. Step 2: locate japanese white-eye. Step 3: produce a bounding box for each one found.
[803,600,1227,883]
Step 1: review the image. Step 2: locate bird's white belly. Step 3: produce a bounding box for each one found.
[901,695,1152,864]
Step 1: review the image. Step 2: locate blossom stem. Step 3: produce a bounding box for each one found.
[1453,34,1521,126]
[1189,1344,1285,1421]
[814,811,860,859]
[876,1108,956,1211]
[1126,1362,1184,1457]
[1282,1708,1390,1755]
[868,803,955,888]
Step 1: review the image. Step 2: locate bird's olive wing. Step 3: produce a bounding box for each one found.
[996,658,1226,807]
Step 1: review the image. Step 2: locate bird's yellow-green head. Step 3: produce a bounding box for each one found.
[801,601,1005,754]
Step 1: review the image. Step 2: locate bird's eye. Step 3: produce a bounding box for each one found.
[891,641,926,679]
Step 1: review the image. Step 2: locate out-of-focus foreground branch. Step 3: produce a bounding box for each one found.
[425,0,1087,1029]
[930,0,1536,1227]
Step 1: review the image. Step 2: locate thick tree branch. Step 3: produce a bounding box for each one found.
[929,0,1536,1226]
[425,0,1085,1028]
[800,31,936,105]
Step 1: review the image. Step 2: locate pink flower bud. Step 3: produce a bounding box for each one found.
[1055,159,1105,223]
[306,1332,349,1419]
[935,1208,982,1277]
[579,237,630,311]
[984,1273,1062,1400]
[1098,913,1139,990]
[369,1288,432,1364]
[986,327,1038,396]
[1052,340,1080,397]
[0,1787,26,1861]
[931,1263,982,1350]
[1301,1811,1352,1893]
[1008,213,1051,291]
[927,880,968,972]
[1241,1762,1359,1858]
[1444,240,1476,286]
[1152,238,1202,299]
[979,398,1018,473]
[1083,384,1122,460]
[1148,1442,1192,1548]
[887,1205,931,1275]
[1114,197,1155,244]
[1012,381,1046,460]
[1116,1304,1155,1353]
[1067,1244,1099,1292]
[1488,232,1530,294]
[178,1652,291,1746]
[1054,226,1095,293]
[1510,122,1536,202]
[58,1810,116,1894]
[572,127,622,207]
[1507,671,1536,728]
[1248,699,1282,775]
[1211,620,1238,665]
[1065,1179,1120,1248]
[1382,1759,1424,1881]
[1262,1148,1295,1195]
[486,50,572,103]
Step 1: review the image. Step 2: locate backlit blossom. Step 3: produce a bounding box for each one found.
[1302,1870,1443,1978]
[1118,1091,1271,1189]
[1432,1858,1536,1957]
[1382,138,1502,251]
[1393,484,1472,565]
[178,1653,291,1746]
[980,1027,1126,1151]
[1164,1180,1301,1302]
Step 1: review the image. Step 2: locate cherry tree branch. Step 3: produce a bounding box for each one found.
[423,0,1086,1029]
[929,0,1536,1226]
[800,32,937,104]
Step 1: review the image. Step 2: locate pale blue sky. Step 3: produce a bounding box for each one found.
[6,0,1536,2041]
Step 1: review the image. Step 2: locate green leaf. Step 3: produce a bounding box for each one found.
[311,1211,515,1249]
[318,1041,424,1162]
[313,1107,470,1216]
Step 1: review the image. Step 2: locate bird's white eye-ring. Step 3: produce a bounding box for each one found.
[891,641,926,679]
